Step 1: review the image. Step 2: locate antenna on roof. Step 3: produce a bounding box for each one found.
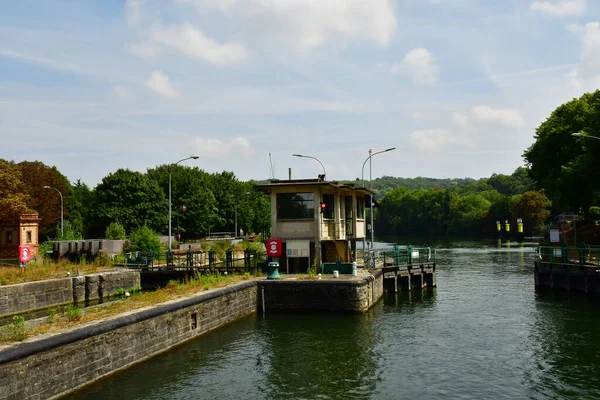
[269,152,275,180]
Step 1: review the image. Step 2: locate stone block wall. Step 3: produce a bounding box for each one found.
[0,270,141,318]
[258,271,383,312]
[0,281,257,400]
[0,278,73,317]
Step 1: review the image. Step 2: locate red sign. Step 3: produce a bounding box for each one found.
[19,245,31,264]
[266,238,282,257]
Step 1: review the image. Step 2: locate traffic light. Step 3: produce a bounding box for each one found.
[320,202,326,213]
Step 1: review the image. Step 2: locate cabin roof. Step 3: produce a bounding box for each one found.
[256,179,374,195]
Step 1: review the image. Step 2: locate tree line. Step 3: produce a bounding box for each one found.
[0,160,270,242]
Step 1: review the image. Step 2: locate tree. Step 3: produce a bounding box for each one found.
[0,159,32,220]
[146,165,219,238]
[129,225,162,255]
[105,222,126,240]
[18,161,70,237]
[511,191,551,234]
[523,90,600,216]
[90,169,167,237]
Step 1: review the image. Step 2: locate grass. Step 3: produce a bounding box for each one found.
[0,271,264,344]
[0,259,115,286]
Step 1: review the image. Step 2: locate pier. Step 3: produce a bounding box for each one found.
[535,245,600,294]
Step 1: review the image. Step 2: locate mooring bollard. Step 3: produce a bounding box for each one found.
[267,261,281,280]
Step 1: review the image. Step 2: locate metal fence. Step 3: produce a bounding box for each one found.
[537,245,600,266]
[361,245,436,270]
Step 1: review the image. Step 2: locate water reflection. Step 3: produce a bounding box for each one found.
[259,308,382,400]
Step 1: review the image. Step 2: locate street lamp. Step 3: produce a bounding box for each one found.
[235,192,251,237]
[43,185,63,238]
[292,154,326,180]
[360,147,395,254]
[169,154,199,250]
[572,132,600,140]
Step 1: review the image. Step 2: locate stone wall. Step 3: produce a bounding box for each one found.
[258,270,383,312]
[0,281,257,400]
[0,270,140,317]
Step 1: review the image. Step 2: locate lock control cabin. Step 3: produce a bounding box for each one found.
[257,179,373,273]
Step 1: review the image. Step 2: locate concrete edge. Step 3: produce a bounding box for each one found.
[0,280,257,365]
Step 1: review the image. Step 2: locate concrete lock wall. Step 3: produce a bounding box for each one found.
[0,270,140,318]
[0,281,257,400]
[258,271,383,312]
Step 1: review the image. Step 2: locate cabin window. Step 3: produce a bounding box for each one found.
[345,196,353,219]
[357,199,365,219]
[6,231,12,244]
[322,194,334,219]
[26,231,32,243]
[277,193,314,219]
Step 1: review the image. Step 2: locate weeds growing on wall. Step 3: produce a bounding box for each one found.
[0,315,27,342]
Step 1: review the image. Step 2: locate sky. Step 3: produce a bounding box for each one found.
[1,0,600,187]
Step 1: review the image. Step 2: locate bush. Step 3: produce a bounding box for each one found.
[95,249,113,267]
[105,222,126,240]
[0,316,27,342]
[130,225,162,256]
[63,305,82,321]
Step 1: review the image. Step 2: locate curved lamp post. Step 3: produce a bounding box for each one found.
[572,132,600,140]
[292,154,326,180]
[43,185,63,237]
[360,147,395,254]
[169,154,199,250]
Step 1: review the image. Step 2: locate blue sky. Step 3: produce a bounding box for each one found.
[1,0,599,186]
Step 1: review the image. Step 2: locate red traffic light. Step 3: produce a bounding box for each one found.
[320,202,326,213]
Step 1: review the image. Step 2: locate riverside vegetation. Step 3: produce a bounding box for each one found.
[0,270,261,344]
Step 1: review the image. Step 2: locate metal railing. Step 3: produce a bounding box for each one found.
[379,245,436,267]
[537,245,600,266]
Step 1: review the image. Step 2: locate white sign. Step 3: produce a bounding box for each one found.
[550,229,560,243]
[286,240,310,258]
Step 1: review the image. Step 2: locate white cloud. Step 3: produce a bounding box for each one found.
[531,0,586,17]
[410,129,458,151]
[150,23,249,66]
[391,48,439,85]
[129,42,161,59]
[194,136,255,157]
[169,0,397,50]
[569,22,600,90]
[146,70,180,99]
[410,105,524,152]
[111,85,133,99]
[470,105,525,127]
[412,111,425,120]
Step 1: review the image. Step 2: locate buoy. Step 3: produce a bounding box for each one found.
[125,292,130,298]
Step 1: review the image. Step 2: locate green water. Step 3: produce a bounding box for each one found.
[64,239,600,399]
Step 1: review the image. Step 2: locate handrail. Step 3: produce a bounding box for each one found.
[537,245,600,266]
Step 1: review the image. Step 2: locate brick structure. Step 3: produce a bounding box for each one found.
[0,213,41,259]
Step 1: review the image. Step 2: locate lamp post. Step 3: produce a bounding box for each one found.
[235,192,251,237]
[169,154,199,250]
[572,132,600,140]
[292,154,326,180]
[360,147,395,255]
[44,186,63,238]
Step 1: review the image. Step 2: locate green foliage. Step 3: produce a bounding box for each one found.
[90,169,167,237]
[94,249,113,267]
[55,219,83,241]
[0,315,27,342]
[63,305,82,321]
[523,90,600,216]
[129,225,162,256]
[511,191,552,234]
[105,221,126,240]
[47,308,57,324]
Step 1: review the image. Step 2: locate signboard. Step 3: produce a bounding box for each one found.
[286,240,310,258]
[266,238,282,257]
[550,229,560,243]
[19,245,31,264]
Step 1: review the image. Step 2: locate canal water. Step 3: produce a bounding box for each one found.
[64,239,600,399]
